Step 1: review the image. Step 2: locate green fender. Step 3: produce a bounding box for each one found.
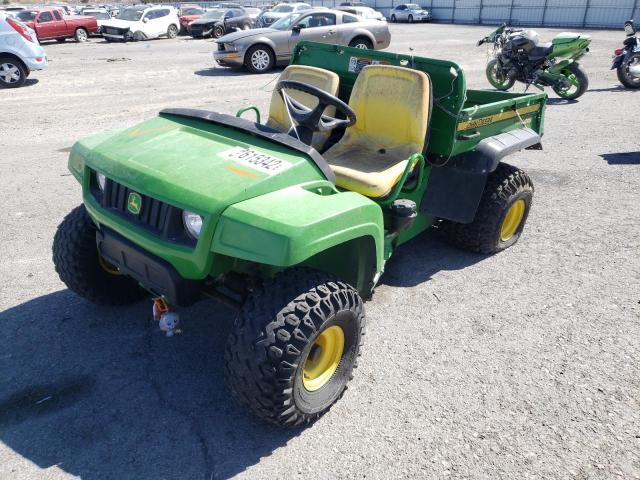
[212,182,385,293]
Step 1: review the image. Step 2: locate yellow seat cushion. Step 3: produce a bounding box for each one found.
[266,65,340,152]
[324,65,431,198]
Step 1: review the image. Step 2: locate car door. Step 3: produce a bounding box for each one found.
[288,12,337,52]
[51,10,68,37]
[223,9,239,31]
[156,9,172,35]
[396,5,407,21]
[35,11,56,39]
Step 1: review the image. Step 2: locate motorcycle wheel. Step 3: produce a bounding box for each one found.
[553,63,588,100]
[616,53,640,89]
[486,59,515,91]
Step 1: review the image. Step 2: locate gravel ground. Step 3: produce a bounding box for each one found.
[0,23,638,480]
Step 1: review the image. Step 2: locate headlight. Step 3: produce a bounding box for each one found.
[96,172,106,192]
[183,210,203,239]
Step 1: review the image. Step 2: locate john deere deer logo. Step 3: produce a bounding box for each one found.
[127,192,142,215]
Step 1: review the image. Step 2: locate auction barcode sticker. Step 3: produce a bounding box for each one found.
[220,147,291,175]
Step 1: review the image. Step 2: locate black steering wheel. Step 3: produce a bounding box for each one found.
[275,80,356,147]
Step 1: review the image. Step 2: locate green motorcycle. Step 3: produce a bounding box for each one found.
[478,24,591,100]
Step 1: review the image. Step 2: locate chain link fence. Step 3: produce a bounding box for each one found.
[171,0,640,28]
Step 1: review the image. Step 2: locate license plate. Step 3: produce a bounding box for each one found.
[220,147,291,175]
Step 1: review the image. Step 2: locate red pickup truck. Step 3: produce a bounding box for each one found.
[15,8,99,42]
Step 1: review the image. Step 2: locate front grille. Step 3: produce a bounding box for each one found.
[105,180,170,234]
[91,171,196,247]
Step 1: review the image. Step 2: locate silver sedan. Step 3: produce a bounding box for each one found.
[213,8,391,73]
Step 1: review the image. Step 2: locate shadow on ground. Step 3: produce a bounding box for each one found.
[381,229,488,288]
[600,151,640,165]
[546,97,578,105]
[194,67,284,78]
[20,79,39,88]
[0,292,302,479]
[0,231,484,479]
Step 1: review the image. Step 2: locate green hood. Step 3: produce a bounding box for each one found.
[73,112,327,216]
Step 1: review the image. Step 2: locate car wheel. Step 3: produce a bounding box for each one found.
[390,14,396,22]
[0,57,27,88]
[245,44,274,73]
[408,14,414,23]
[133,31,145,41]
[349,37,373,49]
[213,25,225,38]
[75,28,88,42]
[167,24,178,39]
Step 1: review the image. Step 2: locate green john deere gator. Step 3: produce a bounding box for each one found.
[53,41,547,427]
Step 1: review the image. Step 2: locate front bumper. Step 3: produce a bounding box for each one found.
[213,45,245,67]
[97,227,201,305]
[102,26,130,40]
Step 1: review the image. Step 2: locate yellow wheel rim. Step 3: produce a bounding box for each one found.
[98,255,121,275]
[500,199,526,242]
[302,325,345,392]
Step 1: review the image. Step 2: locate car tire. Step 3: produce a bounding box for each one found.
[439,163,534,254]
[408,14,414,23]
[245,44,275,73]
[167,24,178,39]
[390,14,396,22]
[213,24,225,38]
[224,268,365,427]
[349,37,373,49]
[0,56,27,88]
[75,28,88,42]
[53,205,148,305]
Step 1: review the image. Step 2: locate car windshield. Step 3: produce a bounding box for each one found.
[272,4,293,12]
[116,8,144,21]
[181,8,203,15]
[201,10,224,19]
[407,4,421,9]
[271,12,301,29]
[16,11,36,21]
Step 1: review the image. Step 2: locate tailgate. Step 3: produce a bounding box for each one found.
[452,89,547,157]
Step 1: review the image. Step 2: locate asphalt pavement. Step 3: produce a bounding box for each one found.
[0,23,638,480]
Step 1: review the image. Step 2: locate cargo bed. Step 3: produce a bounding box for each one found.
[291,41,546,163]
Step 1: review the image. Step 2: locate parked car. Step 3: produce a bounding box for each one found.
[178,5,205,34]
[82,9,113,33]
[335,6,385,21]
[389,4,431,22]
[339,1,369,6]
[101,6,180,41]
[16,8,99,43]
[256,2,310,27]
[0,12,47,88]
[214,8,391,72]
[188,8,252,39]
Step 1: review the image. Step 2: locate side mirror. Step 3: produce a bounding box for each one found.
[142,17,149,22]
[292,24,302,32]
